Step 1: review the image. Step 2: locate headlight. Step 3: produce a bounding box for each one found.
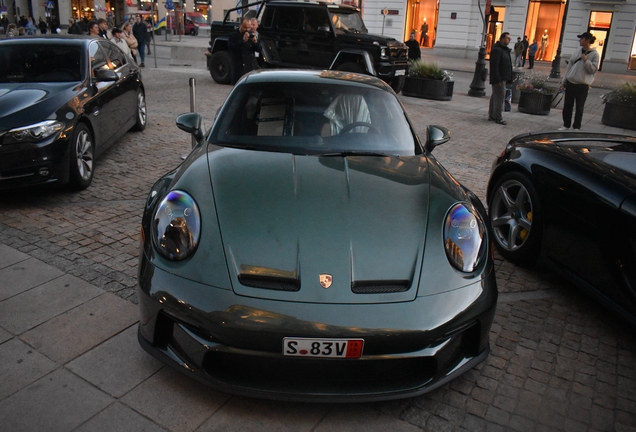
[443,203,487,272]
[7,120,64,143]
[152,190,201,261]
[380,48,388,59]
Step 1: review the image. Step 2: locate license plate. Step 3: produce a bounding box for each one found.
[283,338,364,358]
[395,69,406,76]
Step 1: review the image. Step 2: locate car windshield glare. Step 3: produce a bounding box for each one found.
[209,81,418,156]
[0,44,83,83]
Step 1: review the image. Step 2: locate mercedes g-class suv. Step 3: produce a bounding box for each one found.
[207,0,409,93]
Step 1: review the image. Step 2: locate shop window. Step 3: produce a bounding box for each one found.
[404,0,438,48]
[524,0,566,63]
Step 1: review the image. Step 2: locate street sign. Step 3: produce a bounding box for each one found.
[485,0,491,16]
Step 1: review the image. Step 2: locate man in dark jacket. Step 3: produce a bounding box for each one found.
[228,17,260,85]
[132,15,148,67]
[521,35,529,67]
[488,32,512,125]
[405,31,421,61]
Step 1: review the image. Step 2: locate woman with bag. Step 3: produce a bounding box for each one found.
[122,22,139,63]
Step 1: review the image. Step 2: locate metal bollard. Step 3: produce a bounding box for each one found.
[189,77,197,149]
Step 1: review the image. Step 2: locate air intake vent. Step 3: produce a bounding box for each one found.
[238,275,300,292]
[351,280,410,294]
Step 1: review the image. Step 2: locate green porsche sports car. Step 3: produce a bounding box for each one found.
[137,69,497,402]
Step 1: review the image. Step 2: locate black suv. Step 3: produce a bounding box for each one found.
[208,0,409,92]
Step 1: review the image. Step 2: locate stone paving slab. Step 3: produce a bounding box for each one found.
[0,274,103,334]
[21,293,139,364]
[73,402,169,432]
[0,257,65,301]
[0,368,113,432]
[66,325,164,398]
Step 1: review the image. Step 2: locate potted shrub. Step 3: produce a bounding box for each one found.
[517,74,557,115]
[601,83,636,130]
[402,60,454,101]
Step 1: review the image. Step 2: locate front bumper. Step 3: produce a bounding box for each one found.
[137,256,497,402]
[0,133,71,190]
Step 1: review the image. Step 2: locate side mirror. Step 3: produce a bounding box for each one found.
[176,112,204,145]
[94,69,118,82]
[424,125,450,153]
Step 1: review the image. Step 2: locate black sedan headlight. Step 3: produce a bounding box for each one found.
[5,120,64,143]
[443,203,487,272]
[151,190,201,261]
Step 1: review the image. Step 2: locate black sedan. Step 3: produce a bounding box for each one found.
[487,132,636,324]
[0,35,146,190]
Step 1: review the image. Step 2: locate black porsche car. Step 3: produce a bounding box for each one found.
[0,35,146,190]
[487,132,636,324]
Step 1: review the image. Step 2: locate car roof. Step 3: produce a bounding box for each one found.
[0,35,100,46]
[241,69,394,92]
[265,1,359,11]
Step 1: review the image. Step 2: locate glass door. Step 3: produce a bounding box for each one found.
[587,11,612,71]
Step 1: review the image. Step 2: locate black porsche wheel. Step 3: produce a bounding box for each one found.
[388,75,405,94]
[210,51,231,84]
[489,172,542,263]
[69,123,94,190]
[132,89,147,131]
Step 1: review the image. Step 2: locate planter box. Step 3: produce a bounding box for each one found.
[518,91,552,115]
[602,101,636,130]
[402,77,454,101]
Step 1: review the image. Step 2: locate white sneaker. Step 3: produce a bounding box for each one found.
[558,126,570,131]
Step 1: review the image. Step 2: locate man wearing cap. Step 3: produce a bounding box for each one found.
[559,32,599,130]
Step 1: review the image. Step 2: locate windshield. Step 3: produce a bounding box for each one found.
[0,44,83,83]
[209,80,418,156]
[328,10,367,34]
[190,15,208,25]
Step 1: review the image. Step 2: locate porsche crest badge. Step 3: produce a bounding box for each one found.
[319,274,333,289]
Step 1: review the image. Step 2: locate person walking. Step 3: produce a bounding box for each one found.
[145,17,153,56]
[38,17,48,34]
[488,32,512,125]
[527,39,538,69]
[405,31,421,61]
[513,37,524,67]
[558,32,599,131]
[228,17,260,84]
[521,35,529,67]
[67,18,82,35]
[132,15,147,67]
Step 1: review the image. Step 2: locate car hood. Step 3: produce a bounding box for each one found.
[0,83,79,129]
[208,148,430,304]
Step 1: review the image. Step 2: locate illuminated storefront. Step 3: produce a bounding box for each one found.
[404,0,438,48]
[524,0,566,63]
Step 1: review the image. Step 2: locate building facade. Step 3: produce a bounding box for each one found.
[363,0,636,73]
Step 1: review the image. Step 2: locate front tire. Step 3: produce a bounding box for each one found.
[488,171,542,263]
[133,89,147,131]
[69,123,94,190]
[210,51,231,84]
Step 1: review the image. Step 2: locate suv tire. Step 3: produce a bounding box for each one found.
[210,51,231,84]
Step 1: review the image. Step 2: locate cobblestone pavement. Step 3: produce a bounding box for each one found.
[0,52,635,432]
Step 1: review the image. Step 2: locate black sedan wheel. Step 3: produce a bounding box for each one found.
[69,123,94,190]
[133,89,147,131]
[489,172,542,263]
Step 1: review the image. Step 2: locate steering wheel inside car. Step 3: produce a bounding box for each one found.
[338,122,380,135]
